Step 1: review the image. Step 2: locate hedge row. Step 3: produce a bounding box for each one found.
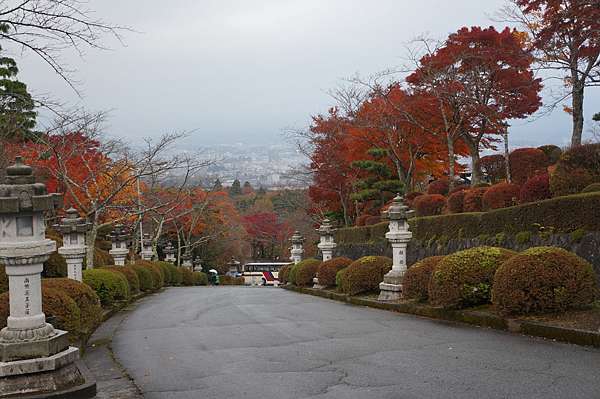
[404,246,598,315]
[336,192,600,243]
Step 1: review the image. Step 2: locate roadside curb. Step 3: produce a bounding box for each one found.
[282,285,600,349]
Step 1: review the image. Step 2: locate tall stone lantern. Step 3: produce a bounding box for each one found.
[289,231,304,265]
[0,157,94,397]
[313,219,336,289]
[141,233,154,261]
[54,207,91,282]
[163,242,176,262]
[181,252,193,269]
[108,224,130,266]
[378,195,413,301]
[193,256,203,272]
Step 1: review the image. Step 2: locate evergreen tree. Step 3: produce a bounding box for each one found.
[0,47,37,141]
[212,178,223,191]
[350,148,403,211]
[242,181,254,195]
[229,179,242,196]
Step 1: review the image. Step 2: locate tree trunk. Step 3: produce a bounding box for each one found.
[571,80,585,147]
[468,141,482,186]
[447,135,456,188]
[85,223,98,269]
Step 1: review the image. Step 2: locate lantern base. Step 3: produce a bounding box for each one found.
[312,277,326,290]
[378,270,404,301]
[0,329,69,363]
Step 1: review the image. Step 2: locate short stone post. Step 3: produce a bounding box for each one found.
[108,224,130,266]
[0,157,94,397]
[55,208,91,282]
[181,252,193,270]
[141,233,154,261]
[163,242,176,262]
[378,195,413,301]
[313,219,336,289]
[289,231,304,265]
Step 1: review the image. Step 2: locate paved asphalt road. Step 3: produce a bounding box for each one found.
[112,287,600,399]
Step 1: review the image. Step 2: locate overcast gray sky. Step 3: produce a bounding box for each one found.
[15,0,600,149]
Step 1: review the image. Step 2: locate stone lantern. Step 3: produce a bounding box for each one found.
[181,252,193,269]
[54,207,91,282]
[378,195,413,301]
[227,258,241,275]
[313,219,337,289]
[163,242,176,262]
[0,157,94,397]
[289,231,304,265]
[108,224,130,266]
[141,233,154,261]
[193,256,203,272]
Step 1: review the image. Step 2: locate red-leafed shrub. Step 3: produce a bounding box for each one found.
[492,247,598,315]
[355,214,371,227]
[509,148,548,185]
[338,256,392,296]
[405,192,424,208]
[414,194,446,217]
[478,154,507,184]
[403,256,445,301]
[519,173,551,204]
[449,184,469,195]
[317,257,353,288]
[550,143,600,196]
[427,179,450,196]
[463,187,488,212]
[482,183,520,210]
[447,190,468,214]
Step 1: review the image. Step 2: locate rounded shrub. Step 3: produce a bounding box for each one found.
[42,278,102,335]
[537,144,562,165]
[131,265,155,292]
[550,143,600,196]
[316,257,353,288]
[220,275,245,285]
[43,252,67,278]
[278,264,291,284]
[427,179,449,196]
[519,173,551,204]
[581,183,600,193]
[84,248,114,269]
[102,266,141,295]
[171,266,184,286]
[83,269,130,306]
[447,190,468,214]
[509,148,548,185]
[477,154,506,184]
[192,272,209,286]
[134,261,164,289]
[42,287,82,336]
[429,247,516,308]
[0,292,8,329]
[492,247,598,315]
[181,268,195,286]
[482,182,520,210]
[364,216,381,226]
[405,192,424,208]
[293,259,322,287]
[154,262,173,285]
[402,256,445,302]
[463,187,488,212]
[414,194,446,217]
[338,256,392,296]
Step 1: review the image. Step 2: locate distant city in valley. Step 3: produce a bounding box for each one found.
[193,142,309,189]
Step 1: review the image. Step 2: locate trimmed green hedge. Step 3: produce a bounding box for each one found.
[83,269,130,306]
[336,192,600,243]
[131,265,155,292]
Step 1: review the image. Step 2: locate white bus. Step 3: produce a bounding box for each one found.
[242,262,292,286]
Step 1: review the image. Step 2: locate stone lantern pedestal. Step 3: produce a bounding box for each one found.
[141,233,154,261]
[313,219,336,289]
[0,157,95,398]
[164,243,176,263]
[378,196,413,302]
[108,224,130,266]
[181,253,193,270]
[55,208,91,282]
[289,231,304,265]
